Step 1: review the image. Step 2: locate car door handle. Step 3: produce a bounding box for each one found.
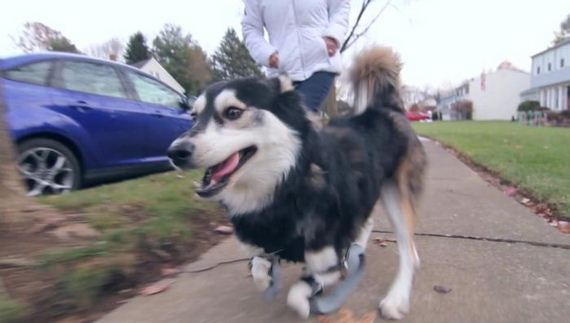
[152,111,165,118]
[68,100,93,112]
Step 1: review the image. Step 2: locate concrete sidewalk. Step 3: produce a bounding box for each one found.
[99,140,570,323]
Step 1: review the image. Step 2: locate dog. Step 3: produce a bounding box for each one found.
[167,46,426,320]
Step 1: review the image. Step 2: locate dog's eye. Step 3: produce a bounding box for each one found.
[224,107,243,120]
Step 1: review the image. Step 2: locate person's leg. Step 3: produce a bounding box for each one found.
[294,72,336,113]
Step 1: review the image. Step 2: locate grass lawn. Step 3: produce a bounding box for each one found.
[413,121,570,219]
[2,170,223,321]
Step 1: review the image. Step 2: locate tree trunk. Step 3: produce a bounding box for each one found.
[322,82,338,119]
[0,84,53,225]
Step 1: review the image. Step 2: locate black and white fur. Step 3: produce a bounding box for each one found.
[168,47,426,320]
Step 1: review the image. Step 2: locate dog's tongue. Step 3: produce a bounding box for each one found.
[211,153,240,183]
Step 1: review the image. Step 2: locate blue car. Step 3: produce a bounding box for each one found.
[0,53,193,196]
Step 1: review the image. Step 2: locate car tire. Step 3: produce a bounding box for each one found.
[17,138,82,196]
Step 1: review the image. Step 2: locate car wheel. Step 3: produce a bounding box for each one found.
[17,139,81,196]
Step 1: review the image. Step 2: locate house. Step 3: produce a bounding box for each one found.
[131,57,185,94]
[401,85,436,110]
[436,62,530,120]
[436,82,470,120]
[521,38,570,110]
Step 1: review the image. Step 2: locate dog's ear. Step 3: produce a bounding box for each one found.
[266,75,294,94]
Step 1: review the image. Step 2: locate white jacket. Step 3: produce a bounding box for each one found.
[242,0,350,81]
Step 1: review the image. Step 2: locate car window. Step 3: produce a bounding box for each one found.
[4,61,52,85]
[59,61,128,99]
[127,71,182,108]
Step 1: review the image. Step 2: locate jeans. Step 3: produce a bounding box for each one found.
[294,71,336,113]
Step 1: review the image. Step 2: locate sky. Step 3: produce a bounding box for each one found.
[1,0,568,89]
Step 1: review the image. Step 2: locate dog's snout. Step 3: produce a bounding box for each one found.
[167,140,195,167]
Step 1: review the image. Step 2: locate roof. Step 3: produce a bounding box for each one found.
[520,87,539,96]
[130,58,153,68]
[531,38,570,58]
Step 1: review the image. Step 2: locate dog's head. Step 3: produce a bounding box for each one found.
[168,76,310,214]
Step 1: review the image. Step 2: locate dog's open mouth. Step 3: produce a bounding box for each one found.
[196,146,257,197]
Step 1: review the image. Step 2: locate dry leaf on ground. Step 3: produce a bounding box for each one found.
[557,221,570,233]
[503,186,517,197]
[318,308,376,323]
[139,281,171,296]
[214,225,234,234]
[373,237,395,247]
[160,267,181,277]
[433,285,452,294]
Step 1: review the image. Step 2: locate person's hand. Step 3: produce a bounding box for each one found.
[323,37,338,56]
[269,52,279,68]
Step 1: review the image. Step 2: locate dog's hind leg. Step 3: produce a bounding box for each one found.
[355,210,375,249]
[379,180,420,320]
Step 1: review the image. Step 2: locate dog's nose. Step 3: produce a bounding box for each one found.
[167,140,195,167]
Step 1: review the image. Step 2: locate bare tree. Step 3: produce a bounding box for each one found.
[325,0,402,116]
[12,22,80,54]
[341,0,395,53]
[0,83,58,225]
[553,13,570,45]
[12,22,62,52]
[0,83,28,223]
[85,38,124,61]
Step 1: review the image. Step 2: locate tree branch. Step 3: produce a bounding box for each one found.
[341,0,374,53]
[342,0,393,52]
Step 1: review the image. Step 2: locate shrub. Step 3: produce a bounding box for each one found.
[451,100,473,120]
[546,110,570,127]
[0,296,28,323]
[518,100,540,112]
[560,110,570,118]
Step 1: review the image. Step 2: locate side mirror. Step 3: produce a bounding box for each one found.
[179,98,190,111]
[179,96,195,111]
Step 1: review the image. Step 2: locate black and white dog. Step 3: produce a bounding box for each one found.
[168,47,426,320]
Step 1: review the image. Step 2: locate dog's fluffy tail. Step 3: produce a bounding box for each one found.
[349,46,402,114]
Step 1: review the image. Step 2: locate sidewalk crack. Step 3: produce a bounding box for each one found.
[372,230,570,250]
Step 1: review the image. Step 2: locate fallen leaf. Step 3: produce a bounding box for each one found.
[504,186,517,197]
[373,237,395,247]
[318,309,376,323]
[160,267,181,277]
[557,221,570,234]
[433,285,452,294]
[139,281,171,296]
[521,198,532,205]
[214,225,234,234]
[549,220,559,227]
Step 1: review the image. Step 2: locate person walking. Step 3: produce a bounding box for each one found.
[242,0,350,113]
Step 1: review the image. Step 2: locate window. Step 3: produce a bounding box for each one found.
[4,61,52,85]
[58,61,127,98]
[548,63,551,71]
[127,71,182,108]
[562,58,565,68]
[537,66,541,75]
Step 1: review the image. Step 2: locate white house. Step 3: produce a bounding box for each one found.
[436,62,530,120]
[131,57,185,94]
[522,38,570,110]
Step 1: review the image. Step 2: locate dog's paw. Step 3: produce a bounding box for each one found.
[251,257,272,291]
[287,281,312,319]
[379,293,410,320]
